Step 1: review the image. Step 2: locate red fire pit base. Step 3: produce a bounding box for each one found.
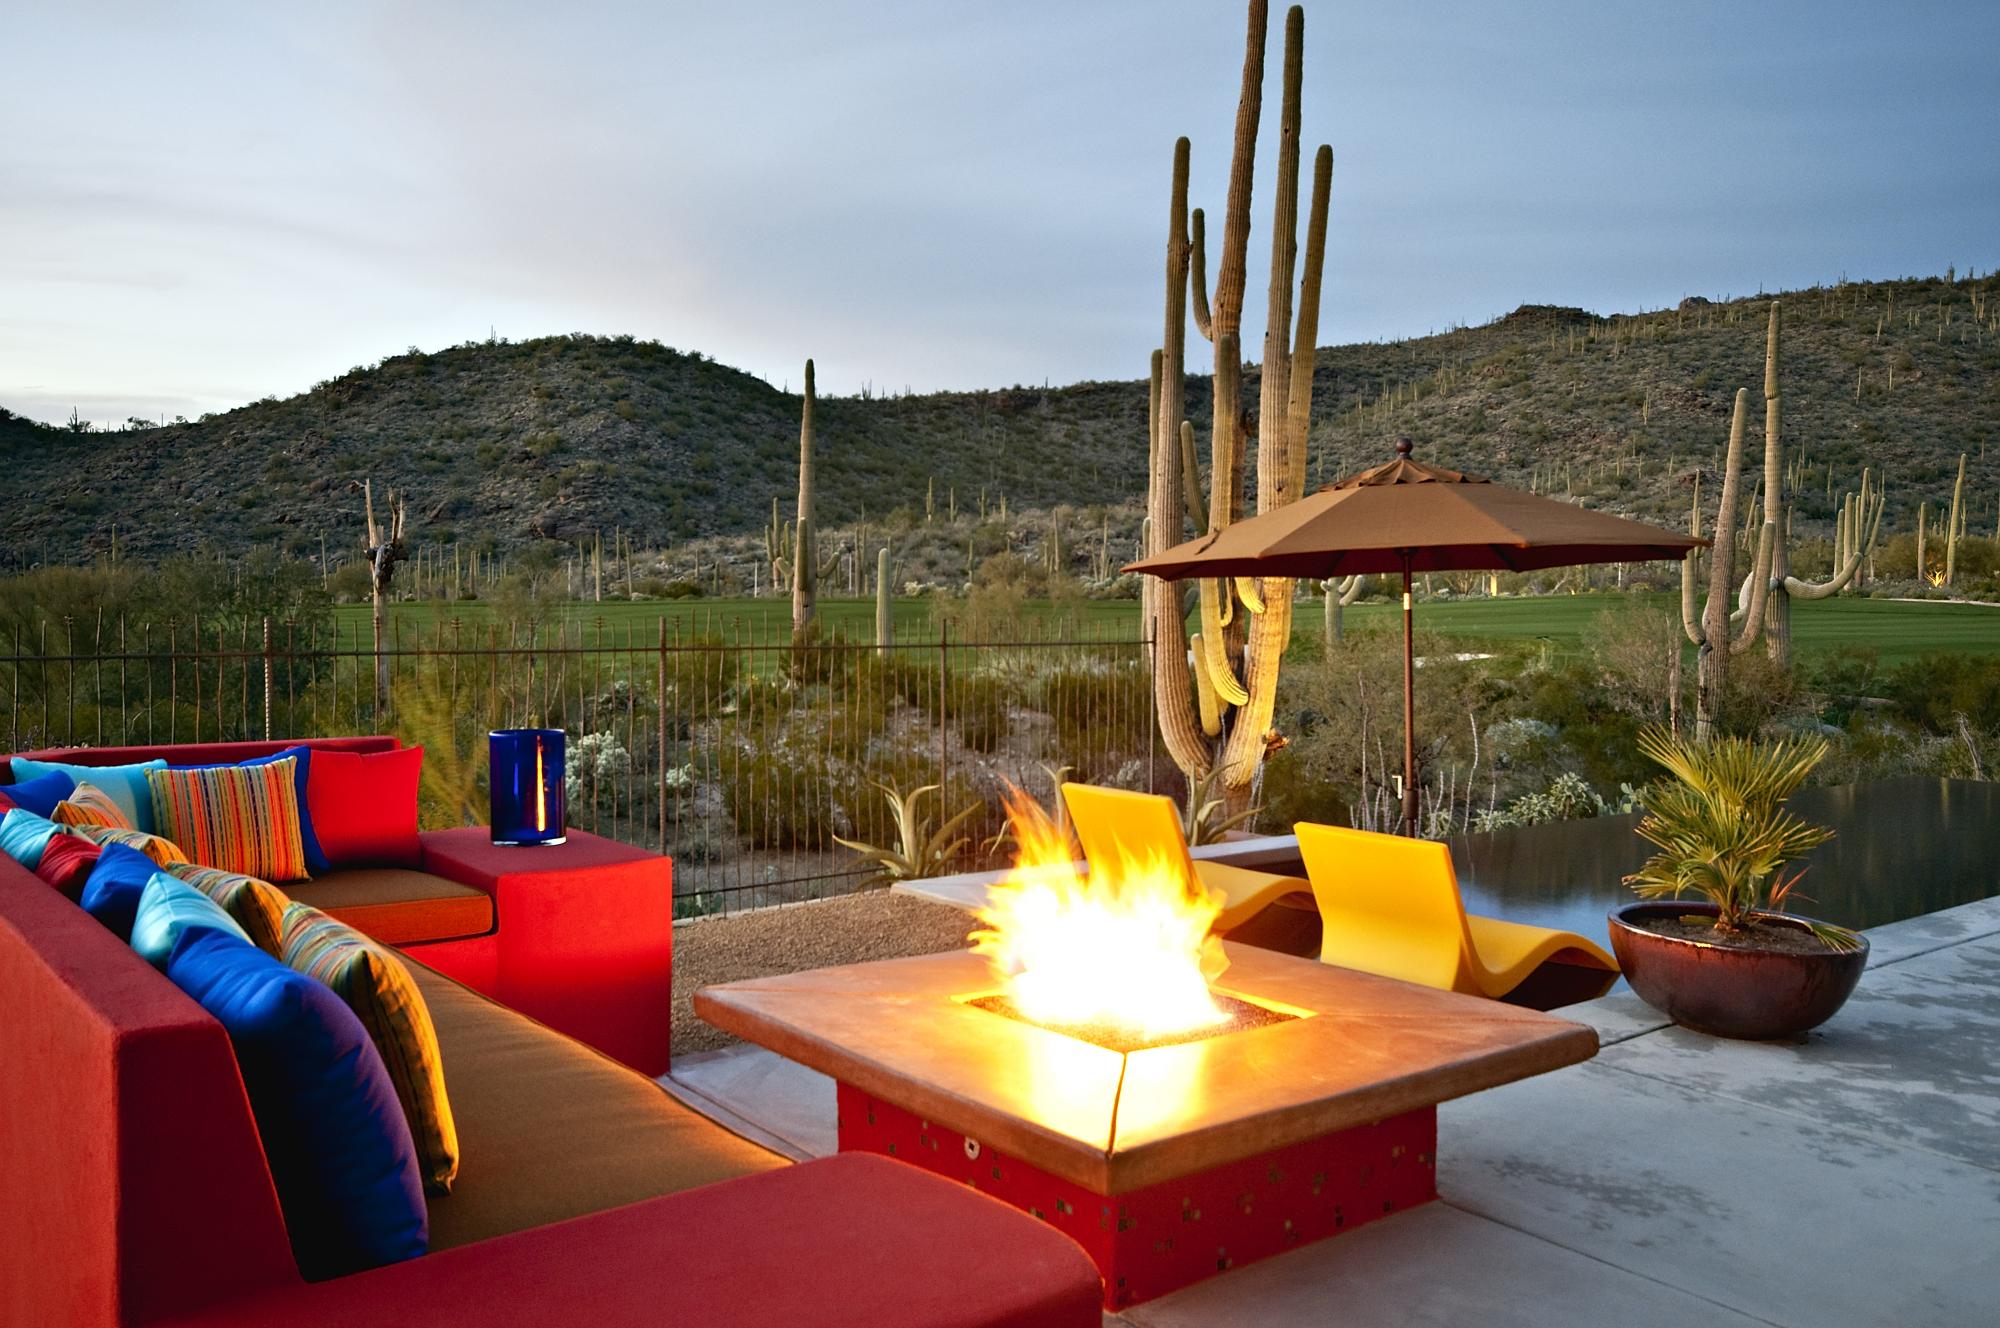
[837,1082,1437,1309]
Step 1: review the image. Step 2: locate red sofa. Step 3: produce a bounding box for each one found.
[0,740,1102,1327]
[3,736,674,1074]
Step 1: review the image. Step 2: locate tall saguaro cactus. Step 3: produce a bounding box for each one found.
[1682,390,1776,740]
[1146,1,1333,809]
[792,360,817,645]
[361,478,408,722]
[1755,301,1886,668]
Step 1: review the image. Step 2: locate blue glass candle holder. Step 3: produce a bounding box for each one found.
[489,728,567,846]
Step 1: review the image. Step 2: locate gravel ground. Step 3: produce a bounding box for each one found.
[672,889,976,1056]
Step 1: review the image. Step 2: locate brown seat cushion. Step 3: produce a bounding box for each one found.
[407,962,786,1251]
[283,868,494,945]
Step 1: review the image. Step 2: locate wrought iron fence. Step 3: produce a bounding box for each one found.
[2,612,1162,915]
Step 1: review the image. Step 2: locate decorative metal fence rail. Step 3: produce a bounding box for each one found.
[2,612,1161,916]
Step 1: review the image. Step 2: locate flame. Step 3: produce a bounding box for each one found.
[971,787,1228,1041]
[533,736,547,832]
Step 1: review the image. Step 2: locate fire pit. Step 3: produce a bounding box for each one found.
[695,796,1597,1309]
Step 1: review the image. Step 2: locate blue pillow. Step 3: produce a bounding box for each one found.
[165,927,427,1279]
[7,758,166,834]
[78,842,167,939]
[0,769,77,817]
[173,746,327,875]
[0,808,62,870]
[130,872,249,968]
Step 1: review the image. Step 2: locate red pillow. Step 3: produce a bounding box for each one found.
[34,834,104,901]
[304,746,424,867]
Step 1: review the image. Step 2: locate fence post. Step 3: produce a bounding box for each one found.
[937,621,950,791]
[261,616,273,740]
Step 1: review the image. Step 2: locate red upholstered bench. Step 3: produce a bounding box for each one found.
[0,743,1103,1328]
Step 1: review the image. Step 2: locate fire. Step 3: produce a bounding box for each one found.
[533,736,547,832]
[971,787,1228,1041]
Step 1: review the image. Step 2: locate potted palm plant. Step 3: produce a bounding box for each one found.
[1608,727,1866,1039]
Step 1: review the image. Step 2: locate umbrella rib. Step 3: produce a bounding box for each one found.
[1488,544,1522,572]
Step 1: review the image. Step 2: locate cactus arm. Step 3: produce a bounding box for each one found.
[1285,142,1333,492]
[1189,208,1214,342]
[1199,578,1248,704]
[1234,576,1265,614]
[1338,572,1366,606]
[1217,2,1304,793]
[1190,632,1223,736]
[1179,421,1207,534]
[1728,520,1776,654]
[1787,469,1884,599]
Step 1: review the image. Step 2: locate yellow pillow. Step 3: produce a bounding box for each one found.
[165,862,290,956]
[51,781,136,831]
[280,902,459,1193]
[66,822,189,868]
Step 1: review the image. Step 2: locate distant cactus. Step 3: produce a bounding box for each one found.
[792,359,816,645]
[875,547,891,654]
[1946,452,1967,586]
[1322,574,1365,648]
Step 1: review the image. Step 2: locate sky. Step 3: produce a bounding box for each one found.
[3,0,1996,427]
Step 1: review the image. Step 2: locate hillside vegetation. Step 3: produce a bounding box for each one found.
[3,272,1995,570]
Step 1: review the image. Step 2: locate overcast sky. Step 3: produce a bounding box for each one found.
[4,0,1996,426]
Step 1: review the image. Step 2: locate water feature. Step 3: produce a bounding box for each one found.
[1448,776,2000,941]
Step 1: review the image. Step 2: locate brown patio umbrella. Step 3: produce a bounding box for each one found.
[1126,440,1706,833]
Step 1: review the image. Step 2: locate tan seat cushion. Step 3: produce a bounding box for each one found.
[283,868,494,944]
[408,962,786,1251]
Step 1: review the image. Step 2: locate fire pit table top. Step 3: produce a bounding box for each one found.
[695,942,1597,1193]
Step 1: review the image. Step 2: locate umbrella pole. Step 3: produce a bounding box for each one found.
[1401,551,1418,836]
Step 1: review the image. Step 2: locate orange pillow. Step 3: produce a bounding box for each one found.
[51,781,136,831]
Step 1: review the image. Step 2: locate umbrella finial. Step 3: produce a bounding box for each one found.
[1394,437,1414,458]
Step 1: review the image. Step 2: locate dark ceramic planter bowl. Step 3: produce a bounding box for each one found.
[1608,902,1868,1040]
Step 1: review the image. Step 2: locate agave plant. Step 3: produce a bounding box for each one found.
[834,781,981,887]
[1182,765,1262,847]
[1622,727,1858,950]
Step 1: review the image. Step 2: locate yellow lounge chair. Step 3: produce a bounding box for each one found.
[1293,821,1617,999]
[1061,783,1311,933]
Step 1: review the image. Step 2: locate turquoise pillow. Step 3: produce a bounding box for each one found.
[7,758,166,834]
[165,927,427,1278]
[0,808,62,870]
[131,872,249,968]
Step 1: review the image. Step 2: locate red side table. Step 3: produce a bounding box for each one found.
[420,827,675,1075]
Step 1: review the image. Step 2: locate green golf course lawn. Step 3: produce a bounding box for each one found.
[333,591,2000,670]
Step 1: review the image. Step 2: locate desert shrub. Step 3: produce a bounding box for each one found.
[722,747,836,851]
[566,730,633,810]
[951,673,1015,753]
[1884,652,2000,733]
[1034,659,1152,782]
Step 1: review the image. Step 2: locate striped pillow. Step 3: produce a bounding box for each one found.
[281,903,459,1193]
[67,822,190,868]
[51,781,137,831]
[147,758,309,883]
[166,862,291,956]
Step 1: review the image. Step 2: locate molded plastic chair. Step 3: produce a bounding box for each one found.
[1060,783,1311,932]
[1293,821,1617,998]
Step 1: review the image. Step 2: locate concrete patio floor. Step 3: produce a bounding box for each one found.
[664,894,2000,1328]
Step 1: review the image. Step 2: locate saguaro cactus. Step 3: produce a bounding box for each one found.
[1321,574,1365,648]
[1146,1,1333,810]
[1682,389,1776,741]
[361,478,408,722]
[1946,452,1967,586]
[875,547,892,654]
[1760,301,1886,667]
[792,359,817,645]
